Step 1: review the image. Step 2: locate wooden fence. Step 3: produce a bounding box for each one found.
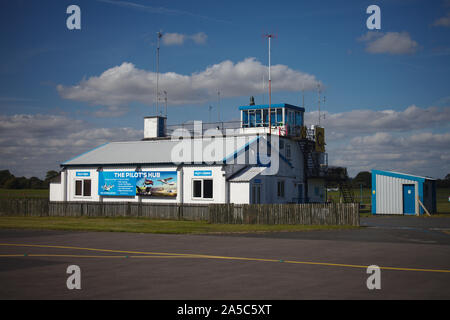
[0,199,359,226]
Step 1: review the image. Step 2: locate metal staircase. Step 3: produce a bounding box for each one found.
[338,181,355,203]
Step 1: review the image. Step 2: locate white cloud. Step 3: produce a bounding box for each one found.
[162,33,186,45]
[0,114,142,178]
[57,58,321,114]
[191,32,207,44]
[358,31,419,55]
[305,105,450,139]
[433,12,450,27]
[306,104,450,178]
[328,132,450,178]
[162,32,208,46]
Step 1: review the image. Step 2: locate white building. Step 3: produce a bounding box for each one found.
[50,102,328,204]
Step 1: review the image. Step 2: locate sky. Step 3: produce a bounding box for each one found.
[0,0,449,179]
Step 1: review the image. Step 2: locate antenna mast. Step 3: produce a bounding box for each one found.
[156,31,163,115]
[264,34,274,135]
[163,90,168,118]
[217,89,221,122]
[317,83,321,126]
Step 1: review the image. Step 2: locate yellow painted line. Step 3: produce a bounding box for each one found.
[0,254,195,259]
[0,243,449,274]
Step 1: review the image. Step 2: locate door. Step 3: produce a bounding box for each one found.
[402,184,415,215]
[252,184,261,204]
[297,184,304,203]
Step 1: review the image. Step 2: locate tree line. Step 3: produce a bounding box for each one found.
[0,170,59,189]
[0,168,449,190]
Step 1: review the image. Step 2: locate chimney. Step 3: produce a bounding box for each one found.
[144,116,166,139]
[250,96,255,106]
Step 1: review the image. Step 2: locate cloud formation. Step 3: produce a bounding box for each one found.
[358,31,419,55]
[57,58,321,113]
[305,105,450,139]
[0,114,142,178]
[162,32,208,45]
[433,12,450,27]
[304,105,450,178]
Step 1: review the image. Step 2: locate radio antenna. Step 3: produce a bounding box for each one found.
[156,31,163,115]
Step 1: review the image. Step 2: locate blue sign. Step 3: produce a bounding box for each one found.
[194,170,212,176]
[76,172,90,177]
[254,179,262,183]
[98,171,177,197]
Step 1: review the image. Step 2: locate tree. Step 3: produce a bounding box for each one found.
[45,170,59,182]
[352,171,371,188]
[0,170,13,187]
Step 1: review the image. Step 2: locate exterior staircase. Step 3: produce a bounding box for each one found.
[339,181,355,203]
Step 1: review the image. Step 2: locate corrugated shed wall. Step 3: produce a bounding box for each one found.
[375,175,418,214]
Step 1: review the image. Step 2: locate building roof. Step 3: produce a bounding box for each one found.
[62,135,263,167]
[372,169,436,181]
[238,103,305,112]
[228,166,267,182]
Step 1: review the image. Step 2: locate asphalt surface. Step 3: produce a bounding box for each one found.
[0,216,449,299]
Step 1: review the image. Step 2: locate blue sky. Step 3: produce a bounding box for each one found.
[0,0,449,178]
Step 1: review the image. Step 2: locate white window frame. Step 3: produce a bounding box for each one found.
[74,179,92,198]
[192,178,214,200]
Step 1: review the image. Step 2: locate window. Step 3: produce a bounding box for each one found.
[286,144,291,160]
[83,180,91,196]
[193,179,213,199]
[193,180,202,198]
[203,180,213,199]
[276,109,283,125]
[277,180,285,198]
[75,179,91,197]
[75,180,82,196]
[242,111,249,127]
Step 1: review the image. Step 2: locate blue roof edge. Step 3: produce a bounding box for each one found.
[239,103,305,112]
[371,169,435,182]
[62,143,110,166]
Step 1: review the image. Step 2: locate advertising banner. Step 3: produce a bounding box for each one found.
[98,171,177,197]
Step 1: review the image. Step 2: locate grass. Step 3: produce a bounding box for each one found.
[0,216,358,234]
[0,188,49,199]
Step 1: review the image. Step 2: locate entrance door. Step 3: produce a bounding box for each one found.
[402,184,415,215]
[252,184,261,204]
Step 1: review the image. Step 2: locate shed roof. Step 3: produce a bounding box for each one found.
[372,169,436,181]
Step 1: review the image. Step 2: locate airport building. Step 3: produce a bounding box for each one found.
[371,170,437,215]
[50,101,328,204]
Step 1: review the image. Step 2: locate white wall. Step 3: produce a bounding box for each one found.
[49,182,63,201]
[375,175,418,214]
[230,182,250,204]
[182,165,227,204]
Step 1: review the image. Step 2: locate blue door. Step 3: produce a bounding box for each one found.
[402,184,415,215]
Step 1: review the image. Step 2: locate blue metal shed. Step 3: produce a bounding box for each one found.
[371,170,436,215]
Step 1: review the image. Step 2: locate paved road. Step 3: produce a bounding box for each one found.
[0,216,449,299]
